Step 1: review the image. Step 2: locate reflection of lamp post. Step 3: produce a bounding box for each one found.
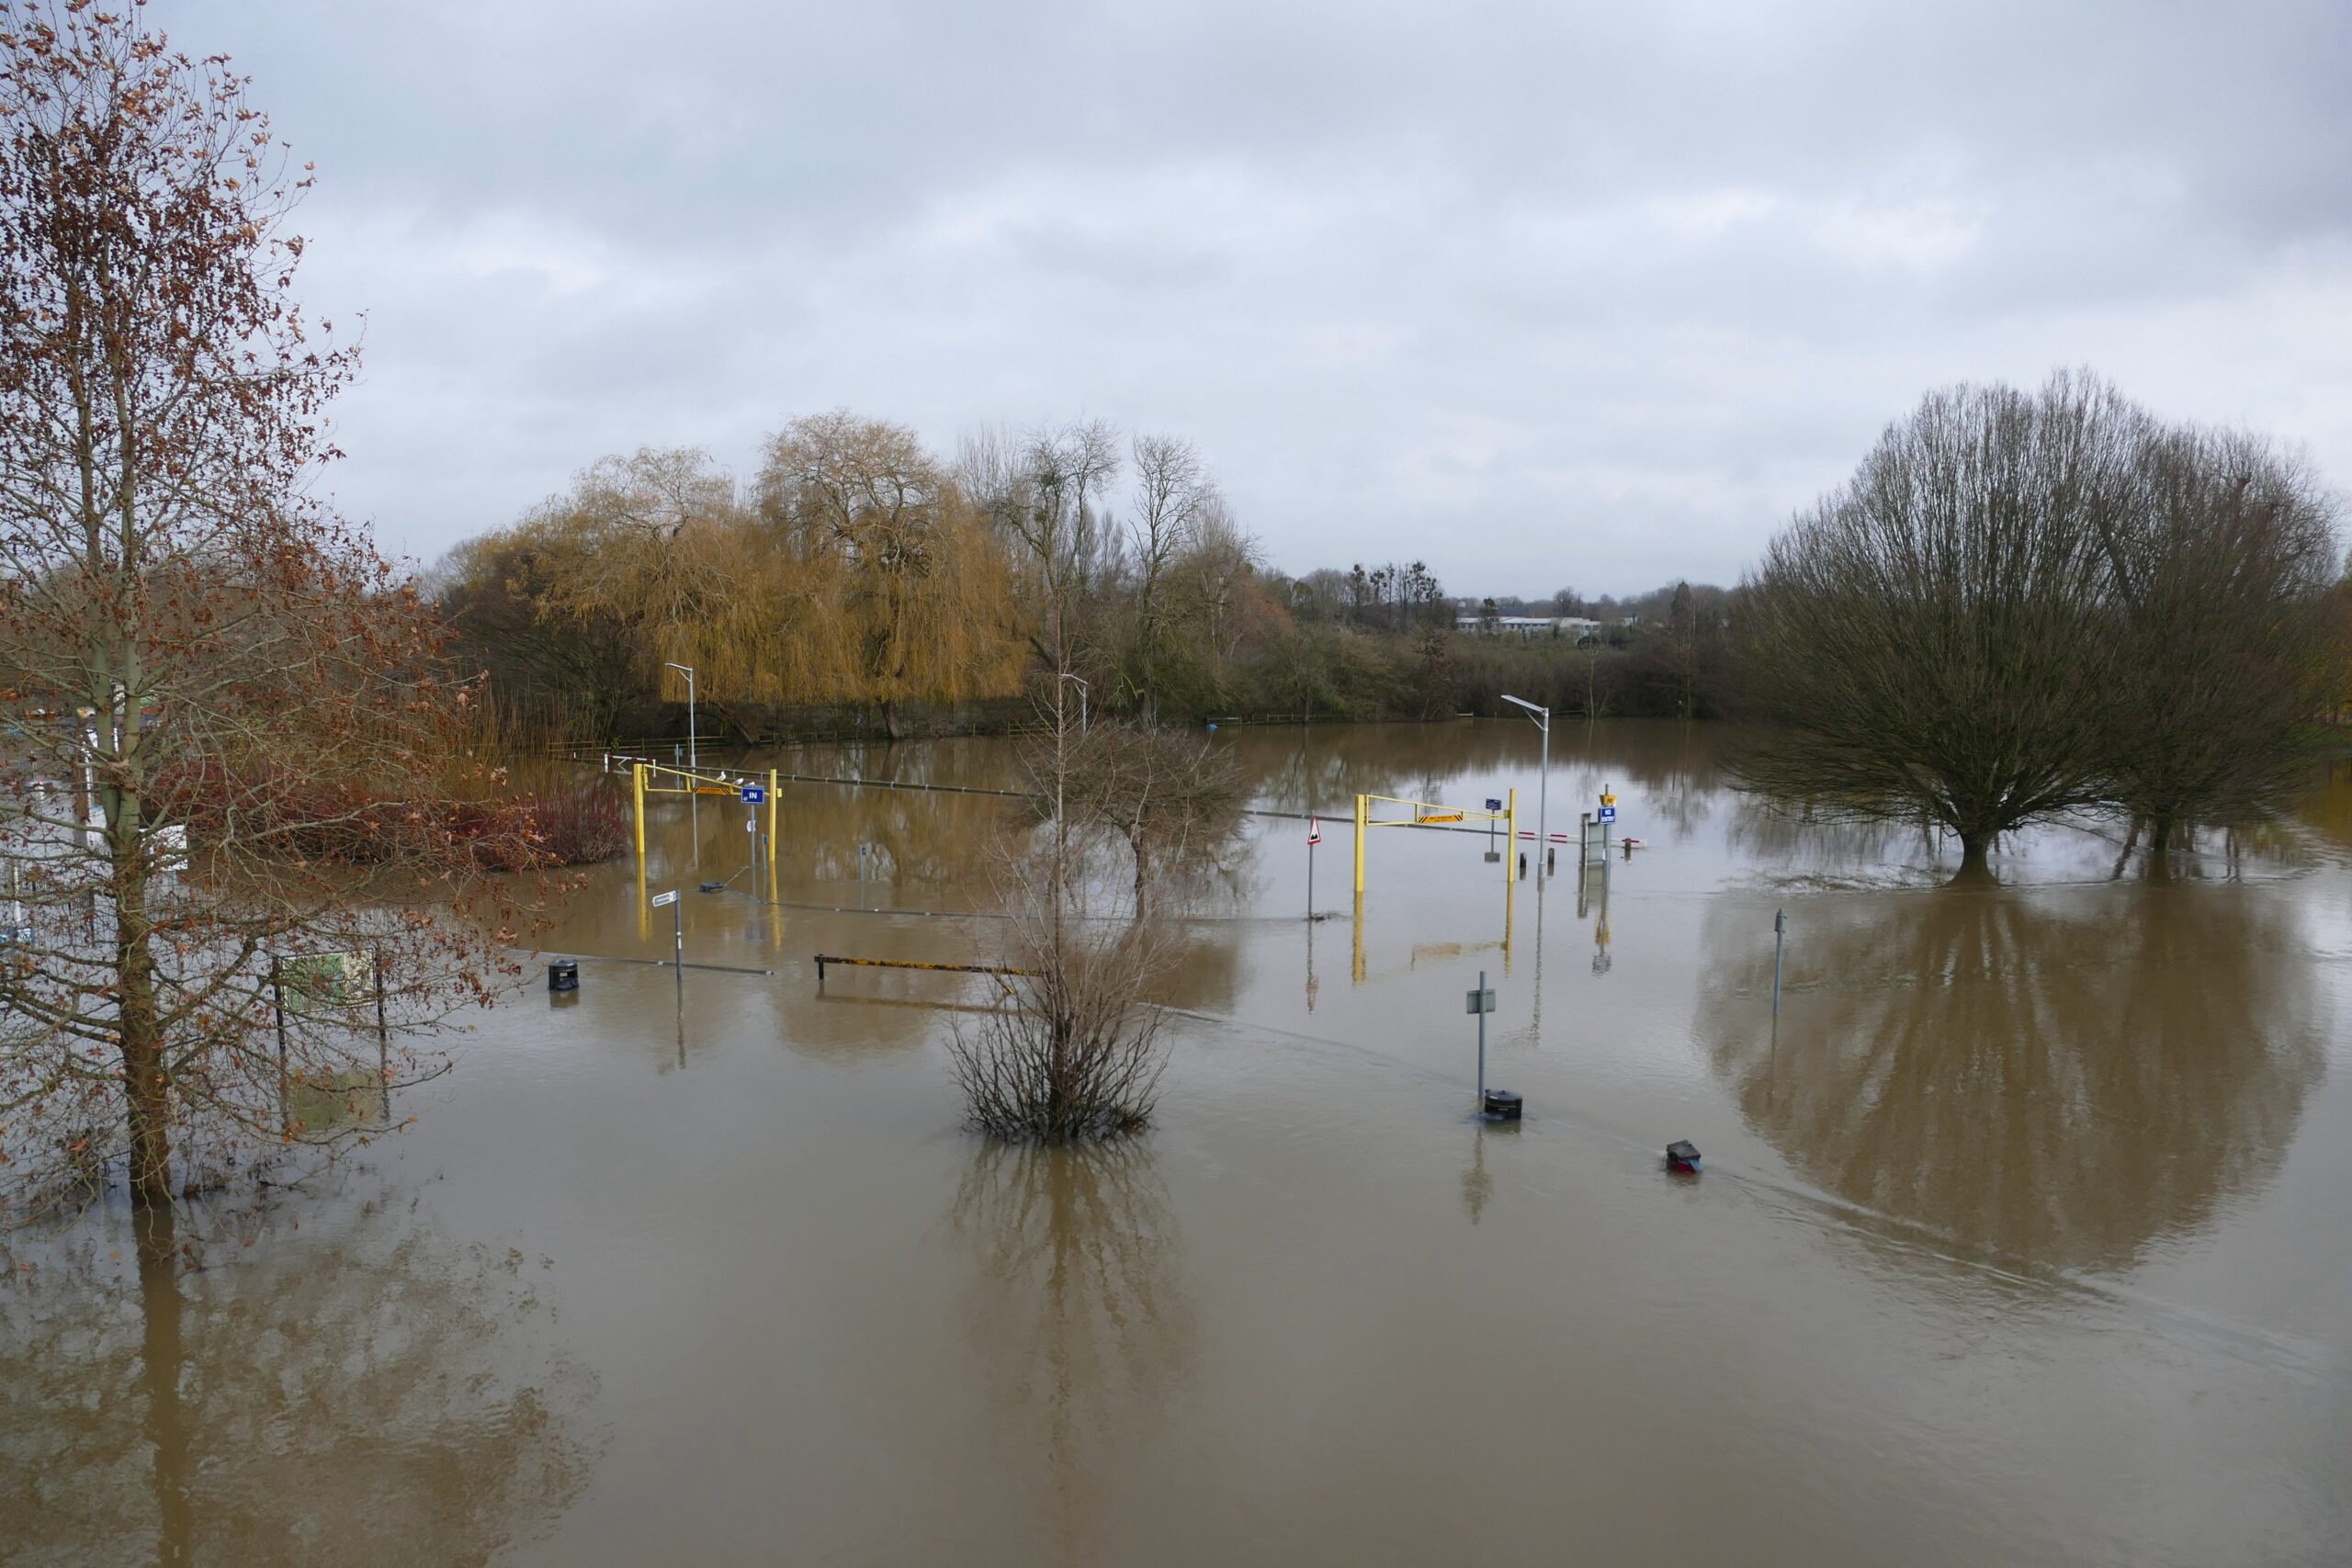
[1058,672,1089,731]
[664,662,697,772]
[1501,694,1549,878]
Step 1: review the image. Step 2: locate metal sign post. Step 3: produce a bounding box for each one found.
[651,888,682,997]
[1772,907,1786,1016]
[1466,971,1497,1107]
[1501,697,1550,879]
[1306,815,1321,920]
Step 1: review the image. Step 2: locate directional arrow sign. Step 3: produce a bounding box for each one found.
[650,889,679,908]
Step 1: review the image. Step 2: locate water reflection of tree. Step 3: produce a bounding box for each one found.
[1697,887,2322,1273]
[949,1141,1192,1565]
[1724,797,1924,882]
[0,1193,596,1566]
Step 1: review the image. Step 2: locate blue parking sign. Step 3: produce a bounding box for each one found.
[1597,804,1617,823]
[741,784,767,805]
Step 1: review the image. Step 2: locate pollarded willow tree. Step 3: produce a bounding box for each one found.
[1738,370,2343,878]
[1737,373,2142,878]
[2088,425,2341,855]
[0,3,533,1214]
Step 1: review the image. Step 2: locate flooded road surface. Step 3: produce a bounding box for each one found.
[7,722,2350,1565]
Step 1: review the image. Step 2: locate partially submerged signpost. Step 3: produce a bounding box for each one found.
[1466,971,1519,1120]
[650,888,682,998]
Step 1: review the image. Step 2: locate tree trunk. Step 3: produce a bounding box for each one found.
[1954,831,1995,884]
[118,816,173,1207]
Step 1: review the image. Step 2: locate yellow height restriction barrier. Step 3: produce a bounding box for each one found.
[630,761,779,866]
[1352,789,1516,894]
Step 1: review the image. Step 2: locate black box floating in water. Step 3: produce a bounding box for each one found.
[548,959,579,993]
[1482,1089,1522,1121]
[698,881,725,893]
[1665,1140,1702,1172]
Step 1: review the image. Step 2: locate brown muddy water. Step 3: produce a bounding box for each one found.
[6,721,2351,1566]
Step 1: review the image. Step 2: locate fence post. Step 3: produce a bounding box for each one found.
[374,948,390,1122]
[271,955,289,1138]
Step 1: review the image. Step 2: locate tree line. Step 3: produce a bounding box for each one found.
[435,419,1743,739]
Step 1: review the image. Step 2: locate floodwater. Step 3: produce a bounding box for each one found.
[6,721,2351,1566]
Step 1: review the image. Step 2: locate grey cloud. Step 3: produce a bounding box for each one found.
[177,0,2352,591]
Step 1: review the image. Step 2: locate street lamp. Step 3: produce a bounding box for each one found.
[664,662,697,773]
[1058,672,1089,731]
[1501,694,1549,877]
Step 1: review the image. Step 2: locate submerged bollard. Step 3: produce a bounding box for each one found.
[548,958,579,993]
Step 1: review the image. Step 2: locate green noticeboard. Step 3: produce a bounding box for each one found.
[279,950,377,1015]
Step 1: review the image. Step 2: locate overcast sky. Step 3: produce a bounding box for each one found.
[178,0,2352,596]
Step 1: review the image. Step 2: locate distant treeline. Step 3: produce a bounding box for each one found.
[432,412,1737,743]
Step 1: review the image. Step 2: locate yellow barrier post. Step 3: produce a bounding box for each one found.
[1352,794,1367,894]
[632,762,646,860]
[1507,787,1518,882]
[766,768,778,868]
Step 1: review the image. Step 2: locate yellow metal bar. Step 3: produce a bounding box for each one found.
[1352,794,1366,895]
[1362,792,1508,821]
[766,768,778,864]
[632,762,645,860]
[1507,787,1517,882]
[813,954,1035,978]
[1351,889,1365,983]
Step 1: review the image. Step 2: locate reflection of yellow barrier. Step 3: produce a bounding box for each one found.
[1351,871,1514,988]
[1352,789,1516,894]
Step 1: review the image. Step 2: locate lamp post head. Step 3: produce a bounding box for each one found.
[1500,694,1549,725]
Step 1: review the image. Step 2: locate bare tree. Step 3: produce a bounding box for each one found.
[1735,374,2139,879]
[946,689,1244,1141]
[990,420,1120,677]
[1068,719,1243,919]
[2090,425,2341,857]
[1122,432,1214,723]
[0,5,533,1213]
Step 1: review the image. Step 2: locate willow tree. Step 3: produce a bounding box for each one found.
[757,411,1024,736]
[526,446,844,739]
[0,4,526,1213]
[1736,374,2134,878]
